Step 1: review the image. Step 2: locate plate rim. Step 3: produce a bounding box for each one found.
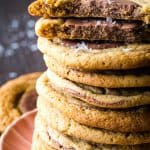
[0,109,37,150]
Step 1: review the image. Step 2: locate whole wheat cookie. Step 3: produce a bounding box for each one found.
[44,57,150,88]
[47,69,150,109]
[34,113,150,150]
[36,73,150,133]
[0,72,41,134]
[35,18,149,42]
[37,98,150,145]
[38,37,150,70]
[28,0,150,24]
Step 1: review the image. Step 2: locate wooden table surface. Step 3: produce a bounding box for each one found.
[0,0,46,85]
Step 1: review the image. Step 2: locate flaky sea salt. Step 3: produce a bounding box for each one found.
[106,17,113,23]
[76,42,89,50]
[96,21,101,26]
[112,21,116,24]
[8,72,18,78]
[123,48,132,52]
[72,42,93,53]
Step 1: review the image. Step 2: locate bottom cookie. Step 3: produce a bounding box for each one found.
[34,113,150,150]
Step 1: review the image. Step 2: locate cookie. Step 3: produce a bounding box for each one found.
[0,72,41,133]
[28,0,150,24]
[34,114,150,150]
[28,0,47,18]
[35,18,149,42]
[44,57,150,88]
[37,98,150,145]
[38,37,150,70]
[32,131,56,150]
[47,69,150,109]
[36,73,150,132]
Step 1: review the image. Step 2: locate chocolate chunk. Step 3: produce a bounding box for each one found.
[63,19,149,42]
[18,90,38,113]
[42,0,149,23]
[61,39,124,49]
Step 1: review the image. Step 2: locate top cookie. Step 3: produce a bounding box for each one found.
[28,0,150,23]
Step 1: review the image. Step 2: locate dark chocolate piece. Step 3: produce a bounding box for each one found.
[62,19,149,42]
[44,0,147,22]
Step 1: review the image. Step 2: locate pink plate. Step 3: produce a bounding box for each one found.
[0,109,37,150]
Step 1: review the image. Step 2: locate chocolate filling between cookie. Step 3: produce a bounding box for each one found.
[60,39,125,50]
[65,88,150,108]
[13,91,25,112]
[50,82,150,109]
[18,90,38,113]
[48,69,150,96]
[52,37,150,55]
[46,70,150,109]
[69,67,150,76]
[71,83,150,96]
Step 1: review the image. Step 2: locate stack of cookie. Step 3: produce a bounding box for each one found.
[28,0,150,149]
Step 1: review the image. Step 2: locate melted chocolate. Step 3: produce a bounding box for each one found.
[18,90,38,113]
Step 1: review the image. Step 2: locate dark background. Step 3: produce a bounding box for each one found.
[0,0,46,85]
